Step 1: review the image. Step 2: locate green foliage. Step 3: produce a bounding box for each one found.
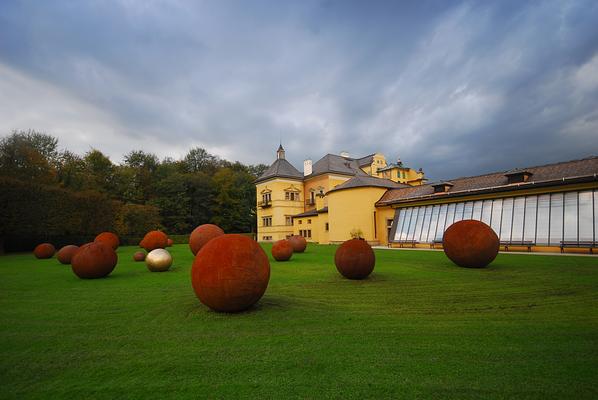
[114,203,162,237]
[0,131,265,249]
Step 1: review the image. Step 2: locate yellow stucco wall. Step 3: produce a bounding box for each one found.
[293,215,319,242]
[375,206,395,246]
[256,178,304,241]
[327,186,389,244]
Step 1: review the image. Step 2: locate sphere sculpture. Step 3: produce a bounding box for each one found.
[443,220,499,268]
[34,243,55,259]
[133,251,146,262]
[288,235,307,253]
[94,231,120,250]
[146,249,173,272]
[57,245,79,265]
[191,234,270,313]
[271,239,293,261]
[140,230,168,252]
[167,238,174,247]
[189,224,224,255]
[71,242,117,279]
[334,238,375,280]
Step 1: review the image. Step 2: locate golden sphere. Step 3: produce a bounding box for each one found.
[145,249,173,272]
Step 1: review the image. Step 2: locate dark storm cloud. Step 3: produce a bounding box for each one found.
[0,0,597,178]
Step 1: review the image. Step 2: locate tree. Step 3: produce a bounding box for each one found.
[122,150,159,202]
[211,168,256,233]
[83,149,115,194]
[183,147,219,174]
[0,130,58,184]
[148,173,191,233]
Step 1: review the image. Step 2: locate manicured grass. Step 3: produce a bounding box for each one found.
[1,244,597,399]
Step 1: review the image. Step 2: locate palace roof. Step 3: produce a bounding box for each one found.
[328,175,409,193]
[255,158,303,183]
[377,156,598,206]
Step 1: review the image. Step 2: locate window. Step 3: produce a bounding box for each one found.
[490,199,503,238]
[500,198,513,240]
[511,197,525,241]
[412,207,424,241]
[563,192,578,241]
[307,219,311,224]
[435,204,448,241]
[536,195,550,245]
[262,236,272,241]
[285,216,293,226]
[262,216,272,227]
[407,207,420,240]
[325,223,329,231]
[463,201,474,220]
[285,191,299,201]
[481,200,493,225]
[549,193,563,245]
[472,201,483,221]
[523,196,537,242]
[307,230,312,238]
[298,220,302,225]
[420,206,433,242]
[445,203,456,227]
[579,191,593,241]
[262,193,271,203]
[454,203,465,223]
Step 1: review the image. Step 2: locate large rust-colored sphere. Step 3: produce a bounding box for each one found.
[271,239,293,261]
[334,238,375,280]
[191,234,270,313]
[146,249,173,272]
[94,232,120,250]
[288,235,307,253]
[34,243,55,259]
[57,245,79,265]
[443,220,499,268]
[189,224,224,255]
[133,251,146,262]
[71,242,117,279]
[140,230,168,252]
[167,238,174,247]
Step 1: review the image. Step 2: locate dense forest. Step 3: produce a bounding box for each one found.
[0,130,267,252]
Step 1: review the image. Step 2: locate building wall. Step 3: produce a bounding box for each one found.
[293,215,319,242]
[327,186,389,244]
[256,178,304,241]
[303,174,351,211]
[388,183,598,252]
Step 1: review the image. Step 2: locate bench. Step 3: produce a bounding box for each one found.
[560,241,597,254]
[500,241,535,252]
[429,240,443,249]
[391,240,419,248]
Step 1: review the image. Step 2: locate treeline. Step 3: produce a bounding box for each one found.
[0,130,267,252]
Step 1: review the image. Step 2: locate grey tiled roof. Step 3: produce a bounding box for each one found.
[328,175,409,193]
[292,209,319,218]
[308,154,370,177]
[377,156,598,206]
[255,158,303,183]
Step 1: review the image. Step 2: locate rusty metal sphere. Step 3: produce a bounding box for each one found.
[57,245,79,265]
[272,239,293,261]
[189,224,224,255]
[334,238,375,280]
[34,243,55,259]
[139,230,168,252]
[288,235,307,253]
[443,219,499,268]
[167,238,174,247]
[145,249,173,272]
[94,232,120,250]
[133,251,146,262]
[191,234,270,313]
[71,242,117,279]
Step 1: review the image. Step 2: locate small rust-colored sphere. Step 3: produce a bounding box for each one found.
[140,230,168,252]
[443,220,499,268]
[167,238,174,247]
[34,243,55,259]
[133,251,146,262]
[189,224,224,255]
[191,234,270,313]
[288,235,307,253]
[334,238,375,280]
[271,239,293,261]
[71,242,117,279]
[146,249,173,272]
[57,245,79,265]
[94,231,120,250]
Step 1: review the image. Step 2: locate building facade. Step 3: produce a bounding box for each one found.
[256,148,598,253]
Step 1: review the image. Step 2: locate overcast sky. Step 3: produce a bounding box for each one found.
[1,0,597,180]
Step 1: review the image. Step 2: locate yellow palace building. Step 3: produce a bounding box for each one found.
[256,146,598,253]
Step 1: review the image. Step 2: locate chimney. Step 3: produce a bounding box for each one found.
[340,151,350,158]
[303,159,312,176]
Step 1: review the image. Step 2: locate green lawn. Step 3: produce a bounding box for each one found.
[1,244,597,399]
